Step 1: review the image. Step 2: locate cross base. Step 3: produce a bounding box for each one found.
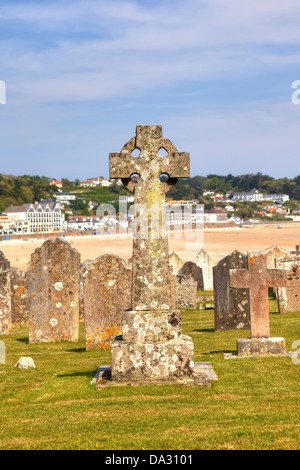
[106,309,211,386]
[237,337,286,357]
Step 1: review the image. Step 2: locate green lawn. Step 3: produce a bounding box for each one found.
[0,305,300,450]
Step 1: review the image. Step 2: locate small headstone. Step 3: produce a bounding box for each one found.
[169,251,183,275]
[83,255,132,350]
[11,267,29,327]
[28,238,81,343]
[196,250,214,291]
[213,250,250,331]
[179,261,203,290]
[175,275,197,310]
[15,357,36,370]
[0,251,12,335]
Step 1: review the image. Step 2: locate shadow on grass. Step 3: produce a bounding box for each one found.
[67,348,87,353]
[57,370,98,379]
[193,328,215,333]
[16,337,29,344]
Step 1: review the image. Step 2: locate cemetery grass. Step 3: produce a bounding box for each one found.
[0,303,300,450]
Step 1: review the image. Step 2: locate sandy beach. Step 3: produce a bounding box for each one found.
[0,225,299,271]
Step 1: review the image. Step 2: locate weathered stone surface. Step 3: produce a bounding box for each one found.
[175,275,197,310]
[0,251,12,335]
[237,337,286,357]
[15,357,36,370]
[11,267,29,327]
[169,251,183,275]
[83,255,132,350]
[277,259,300,313]
[179,261,203,291]
[213,251,250,332]
[230,251,287,339]
[108,126,208,385]
[111,335,194,382]
[121,310,181,342]
[28,238,81,343]
[79,259,94,320]
[196,250,214,291]
[110,125,190,311]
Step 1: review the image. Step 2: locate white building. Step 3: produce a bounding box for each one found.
[232,189,289,204]
[4,201,65,233]
[55,193,77,204]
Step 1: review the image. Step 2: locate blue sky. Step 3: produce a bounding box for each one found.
[0,0,300,179]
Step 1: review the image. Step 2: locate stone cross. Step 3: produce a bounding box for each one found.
[110,125,190,311]
[290,245,300,256]
[230,252,287,338]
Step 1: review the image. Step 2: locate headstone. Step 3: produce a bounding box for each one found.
[175,275,197,310]
[15,357,36,370]
[277,258,300,313]
[169,251,183,275]
[79,260,94,320]
[28,238,81,343]
[179,261,203,290]
[0,251,12,335]
[213,251,250,331]
[196,250,214,291]
[11,267,29,327]
[264,245,289,267]
[264,245,289,296]
[83,255,132,350]
[230,251,287,356]
[108,125,210,386]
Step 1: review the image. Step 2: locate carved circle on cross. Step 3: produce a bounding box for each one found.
[120,136,179,194]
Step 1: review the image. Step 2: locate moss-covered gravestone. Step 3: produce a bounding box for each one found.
[0,251,12,335]
[108,125,210,386]
[83,255,132,350]
[28,238,80,343]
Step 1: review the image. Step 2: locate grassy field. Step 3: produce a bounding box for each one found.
[0,303,300,450]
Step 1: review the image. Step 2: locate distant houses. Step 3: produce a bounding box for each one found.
[80,177,112,188]
[232,189,289,204]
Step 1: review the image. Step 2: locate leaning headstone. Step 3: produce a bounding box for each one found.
[277,258,300,313]
[196,250,214,291]
[179,261,203,290]
[28,238,81,343]
[230,251,287,357]
[169,251,183,275]
[175,275,197,310]
[213,250,250,331]
[11,267,29,327]
[108,125,211,386]
[0,251,12,335]
[83,255,132,350]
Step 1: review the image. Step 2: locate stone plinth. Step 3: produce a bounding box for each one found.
[111,309,197,383]
[237,337,286,357]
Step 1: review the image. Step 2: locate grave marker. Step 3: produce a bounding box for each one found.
[0,251,12,335]
[230,251,287,356]
[28,239,80,343]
